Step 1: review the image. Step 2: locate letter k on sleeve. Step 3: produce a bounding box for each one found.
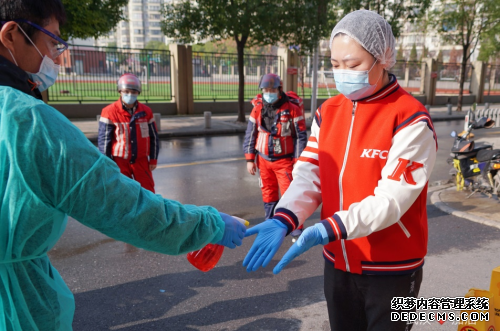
[325,121,437,241]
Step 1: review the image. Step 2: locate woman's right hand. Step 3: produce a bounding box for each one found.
[246,162,257,175]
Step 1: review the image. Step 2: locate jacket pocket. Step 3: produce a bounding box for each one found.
[281,121,291,137]
[397,220,411,238]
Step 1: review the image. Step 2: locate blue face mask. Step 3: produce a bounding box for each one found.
[122,93,138,105]
[263,92,278,104]
[333,60,382,101]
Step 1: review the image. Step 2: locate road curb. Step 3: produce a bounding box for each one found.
[430,187,500,230]
[430,115,465,122]
[156,128,247,139]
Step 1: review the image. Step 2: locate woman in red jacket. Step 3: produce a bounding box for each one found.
[244,10,437,331]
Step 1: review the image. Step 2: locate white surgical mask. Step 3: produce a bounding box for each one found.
[263,92,278,104]
[122,93,138,105]
[12,24,60,92]
[333,59,382,101]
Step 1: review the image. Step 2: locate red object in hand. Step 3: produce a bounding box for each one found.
[187,243,224,272]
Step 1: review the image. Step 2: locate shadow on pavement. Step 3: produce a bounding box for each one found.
[73,261,320,330]
[427,204,500,256]
[236,317,302,331]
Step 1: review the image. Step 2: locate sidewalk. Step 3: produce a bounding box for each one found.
[72,114,249,142]
[69,103,500,230]
[430,130,500,230]
[430,184,500,230]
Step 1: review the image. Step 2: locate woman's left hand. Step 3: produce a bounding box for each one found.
[273,223,329,274]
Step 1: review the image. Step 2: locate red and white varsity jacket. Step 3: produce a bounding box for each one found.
[273,76,437,275]
[98,100,159,165]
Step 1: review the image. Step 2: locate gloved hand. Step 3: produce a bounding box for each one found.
[243,219,287,272]
[216,212,246,249]
[273,223,328,274]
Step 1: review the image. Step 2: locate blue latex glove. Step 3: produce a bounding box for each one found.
[243,219,287,272]
[273,223,329,274]
[216,212,246,249]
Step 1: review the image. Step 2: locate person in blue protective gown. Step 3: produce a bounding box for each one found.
[0,1,246,330]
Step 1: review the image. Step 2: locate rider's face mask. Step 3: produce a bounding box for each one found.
[263,92,278,104]
[121,92,138,105]
[333,59,383,101]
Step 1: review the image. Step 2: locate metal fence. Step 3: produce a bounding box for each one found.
[192,51,283,101]
[390,61,422,81]
[48,45,172,103]
[389,61,421,93]
[436,62,472,94]
[297,55,336,99]
[485,65,500,96]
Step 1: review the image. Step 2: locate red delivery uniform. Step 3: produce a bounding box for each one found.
[98,74,159,192]
[243,74,307,220]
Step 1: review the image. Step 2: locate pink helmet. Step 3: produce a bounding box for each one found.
[117,74,141,93]
[259,73,282,89]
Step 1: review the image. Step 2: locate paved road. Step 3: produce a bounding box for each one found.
[49,124,500,330]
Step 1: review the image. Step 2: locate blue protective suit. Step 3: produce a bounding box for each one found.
[0,85,225,330]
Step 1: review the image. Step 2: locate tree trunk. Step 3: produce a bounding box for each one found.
[235,36,247,123]
[456,48,468,112]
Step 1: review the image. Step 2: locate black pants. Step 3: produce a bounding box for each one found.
[324,262,423,331]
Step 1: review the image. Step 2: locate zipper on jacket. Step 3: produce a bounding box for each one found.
[338,101,357,273]
[398,220,411,238]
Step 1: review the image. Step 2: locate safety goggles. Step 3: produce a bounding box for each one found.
[1,19,68,57]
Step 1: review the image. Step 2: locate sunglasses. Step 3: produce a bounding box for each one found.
[1,19,68,57]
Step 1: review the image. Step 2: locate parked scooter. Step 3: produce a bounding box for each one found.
[448,117,500,198]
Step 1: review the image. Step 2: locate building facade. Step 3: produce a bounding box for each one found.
[96,0,183,49]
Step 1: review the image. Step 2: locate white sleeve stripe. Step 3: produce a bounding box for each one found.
[100,117,112,124]
[301,151,318,159]
[294,116,304,122]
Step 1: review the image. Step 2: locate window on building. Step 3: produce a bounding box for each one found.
[132,13,142,19]
[149,21,161,27]
[132,6,141,11]
[149,29,161,35]
[135,37,144,42]
[149,5,161,10]
[134,29,143,34]
[133,21,142,27]
[149,14,161,20]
